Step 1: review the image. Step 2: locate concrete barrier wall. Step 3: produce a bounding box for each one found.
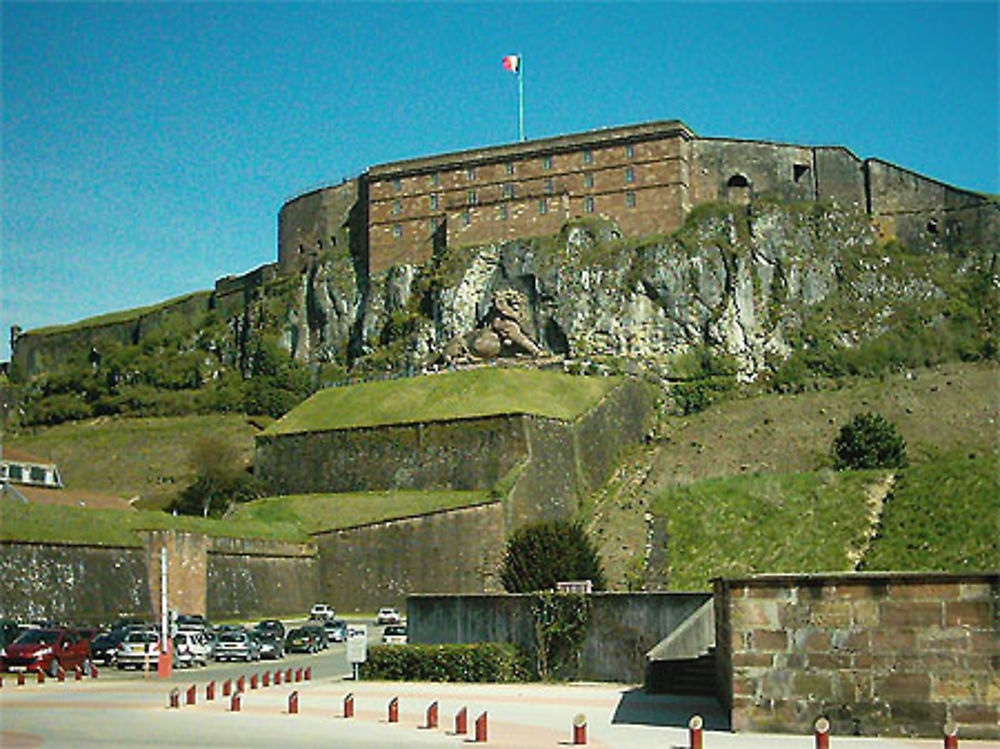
[409,591,711,683]
[715,571,1000,739]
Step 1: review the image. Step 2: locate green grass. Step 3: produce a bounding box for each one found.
[229,490,493,534]
[264,368,621,435]
[862,455,1000,571]
[0,501,308,547]
[25,291,211,337]
[649,469,885,590]
[4,414,265,509]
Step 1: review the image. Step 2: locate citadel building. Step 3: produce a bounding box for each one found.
[277,119,996,277]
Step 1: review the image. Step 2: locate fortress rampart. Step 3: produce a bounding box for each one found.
[278,119,998,277]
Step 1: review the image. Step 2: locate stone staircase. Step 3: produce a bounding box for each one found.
[644,598,718,696]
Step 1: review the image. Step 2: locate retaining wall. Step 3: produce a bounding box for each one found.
[714,571,1000,739]
[409,591,711,683]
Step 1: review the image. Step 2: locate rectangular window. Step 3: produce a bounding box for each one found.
[544,178,553,194]
[506,162,515,175]
[498,204,508,221]
[625,191,636,208]
[29,466,46,483]
[625,144,635,158]
[9,465,23,481]
[584,173,594,189]
[466,166,476,180]
[584,197,595,214]
[503,183,515,199]
[582,149,593,165]
[542,155,553,170]
[625,167,635,184]
[461,211,471,226]
[467,190,478,206]
[538,198,548,214]
[392,199,402,214]
[429,172,440,187]
[393,224,403,238]
[393,178,402,192]
[429,194,438,210]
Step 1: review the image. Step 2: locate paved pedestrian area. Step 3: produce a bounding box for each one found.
[1,672,995,748]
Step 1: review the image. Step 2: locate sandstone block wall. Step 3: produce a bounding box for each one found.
[715,572,999,739]
[313,501,505,613]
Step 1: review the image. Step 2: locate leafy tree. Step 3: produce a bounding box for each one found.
[499,519,605,593]
[167,436,260,517]
[833,412,907,470]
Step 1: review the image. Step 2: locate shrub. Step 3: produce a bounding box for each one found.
[359,643,527,682]
[833,412,907,470]
[499,519,605,593]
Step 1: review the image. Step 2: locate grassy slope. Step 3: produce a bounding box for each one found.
[229,490,493,534]
[264,368,621,435]
[0,501,307,547]
[649,469,885,590]
[25,291,210,337]
[863,455,999,571]
[4,414,265,509]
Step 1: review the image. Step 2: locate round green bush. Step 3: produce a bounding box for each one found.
[833,412,907,470]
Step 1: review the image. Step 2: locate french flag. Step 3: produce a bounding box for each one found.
[502,54,520,73]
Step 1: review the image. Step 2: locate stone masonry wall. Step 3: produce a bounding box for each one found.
[715,572,999,739]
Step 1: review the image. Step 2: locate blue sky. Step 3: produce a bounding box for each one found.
[3,1,997,361]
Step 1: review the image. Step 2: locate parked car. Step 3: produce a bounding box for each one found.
[116,630,163,670]
[324,619,348,643]
[255,630,284,660]
[301,623,329,650]
[376,607,401,625]
[214,631,260,662]
[309,603,335,620]
[1,628,91,675]
[284,627,320,654]
[172,631,210,668]
[175,614,209,633]
[89,629,128,666]
[256,619,285,640]
[381,624,408,645]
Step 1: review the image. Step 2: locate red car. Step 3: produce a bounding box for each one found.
[1,628,91,676]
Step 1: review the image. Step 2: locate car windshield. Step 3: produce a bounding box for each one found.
[287,629,306,637]
[13,629,60,645]
[124,632,158,644]
[219,633,245,643]
[384,625,406,635]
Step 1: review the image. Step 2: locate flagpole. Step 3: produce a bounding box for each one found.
[518,54,525,142]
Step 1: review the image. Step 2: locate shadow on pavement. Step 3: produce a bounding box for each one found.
[611,688,730,730]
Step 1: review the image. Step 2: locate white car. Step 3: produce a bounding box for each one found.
[116,630,163,670]
[381,624,407,645]
[309,603,335,620]
[376,607,400,625]
[172,631,209,668]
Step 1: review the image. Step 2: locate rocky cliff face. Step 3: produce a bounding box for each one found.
[283,201,995,382]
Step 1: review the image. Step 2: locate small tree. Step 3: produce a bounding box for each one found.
[167,436,261,517]
[833,412,907,470]
[499,519,605,593]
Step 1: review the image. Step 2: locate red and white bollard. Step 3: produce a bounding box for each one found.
[262,671,270,688]
[74,667,82,681]
[236,675,246,693]
[222,678,232,697]
[230,691,241,712]
[206,681,215,701]
[426,701,439,729]
[288,690,299,715]
[388,696,399,723]
[474,711,488,743]
[304,666,311,681]
[17,672,26,686]
[57,667,66,682]
[274,669,282,685]
[572,713,587,745]
[943,721,959,749]
[37,670,45,684]
[285,667,292,682]
[815,717,831,749]
[186,684,196,706]
[294,667,302,683]
[689,714,704,749]
[168,688,180,709]
[455,706,468,735]
[250,673,258,690]
[343,693,355,719]
[90,664,98,678]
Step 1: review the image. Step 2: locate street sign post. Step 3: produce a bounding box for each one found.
[346,625,367,681]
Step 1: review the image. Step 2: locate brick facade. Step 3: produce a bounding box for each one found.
[714,571,999,739]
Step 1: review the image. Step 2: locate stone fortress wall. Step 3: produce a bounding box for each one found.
[277,120,998,278]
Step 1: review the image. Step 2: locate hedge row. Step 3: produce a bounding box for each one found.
[359,642,529,682]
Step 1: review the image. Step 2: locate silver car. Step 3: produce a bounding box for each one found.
[213,631,260,662]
